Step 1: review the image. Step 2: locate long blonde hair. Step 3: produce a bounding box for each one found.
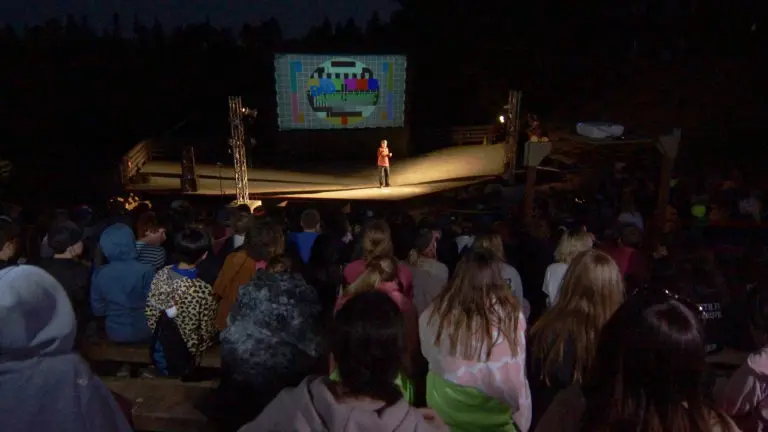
[362,220,394,261]
[554,228,594,263]
[429,248,521,360]
[346,255,399,297]
[529,249,625,385]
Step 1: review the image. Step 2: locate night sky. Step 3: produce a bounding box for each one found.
[0,0,399,38]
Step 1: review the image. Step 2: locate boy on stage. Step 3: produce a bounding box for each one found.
[377,139,392,188]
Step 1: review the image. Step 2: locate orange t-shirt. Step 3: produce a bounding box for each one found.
[377,148,391,167]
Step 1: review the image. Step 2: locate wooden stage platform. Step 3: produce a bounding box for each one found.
[127,144,506,201]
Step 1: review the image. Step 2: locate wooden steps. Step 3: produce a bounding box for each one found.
[84,339,223,431]
[104,377,216,432]
[83,340,221,368]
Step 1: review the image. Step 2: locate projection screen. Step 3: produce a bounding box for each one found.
[275,54,407,130]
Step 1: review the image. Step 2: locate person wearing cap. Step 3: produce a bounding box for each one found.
[39,221,91,344]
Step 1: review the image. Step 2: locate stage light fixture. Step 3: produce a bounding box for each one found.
[499,115,505,123]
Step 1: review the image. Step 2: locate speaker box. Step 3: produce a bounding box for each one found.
[180,146,199,193]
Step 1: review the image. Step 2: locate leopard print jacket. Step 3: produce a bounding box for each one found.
[145,266,217,357]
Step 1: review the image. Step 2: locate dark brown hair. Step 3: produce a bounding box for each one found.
[580,292,733,431]
[244,219,285,262]
[300,209,321,231]
[332,290,404,405]
[135,211,160,238]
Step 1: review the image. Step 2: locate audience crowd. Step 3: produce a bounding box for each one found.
[2,164,768,431]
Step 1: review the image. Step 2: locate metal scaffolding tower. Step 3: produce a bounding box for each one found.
[228,96,249,203]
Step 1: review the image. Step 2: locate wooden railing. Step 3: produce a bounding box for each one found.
[451,125,496,146]
[120,140,152,186]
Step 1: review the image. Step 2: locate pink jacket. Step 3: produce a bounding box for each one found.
[718,345,768,431]
[344,259,413,300]
[239,376,447,431]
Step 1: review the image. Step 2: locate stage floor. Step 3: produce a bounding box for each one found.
[128,144,505,201]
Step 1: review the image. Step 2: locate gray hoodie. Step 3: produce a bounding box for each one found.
[0,265,133,432]
[239,376,447,432]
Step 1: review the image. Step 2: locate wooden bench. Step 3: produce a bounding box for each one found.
[104,377,216,432]
[451,125,495,146]
[83,340,221,369]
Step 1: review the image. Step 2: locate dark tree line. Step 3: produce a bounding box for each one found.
[0,0,764,174]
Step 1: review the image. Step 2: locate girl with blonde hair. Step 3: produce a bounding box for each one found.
[472,231,529,317]
[338,256,402,308]
[343,219,413,299]
[542,227,594,306]
[338,257,417,347]
[420,247,531,431]
[526,249,624,429]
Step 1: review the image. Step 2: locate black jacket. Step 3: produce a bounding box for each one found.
[38,258,91,329]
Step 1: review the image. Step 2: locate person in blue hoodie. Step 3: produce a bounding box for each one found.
[91,223,154,343]
[287,208,321,264]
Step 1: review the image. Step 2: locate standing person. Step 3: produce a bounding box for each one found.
[287,209,321,264]
[378,139,393,188]
[526,250,624,429]
[240,291,447,432]
[420,248,531,432]
[542,228,594,307]
[537,290,739,432]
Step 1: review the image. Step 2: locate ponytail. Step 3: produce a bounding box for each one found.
[346,269,383,297]
[346,255,399,297]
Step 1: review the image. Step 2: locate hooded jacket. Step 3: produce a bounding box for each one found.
[91,223,154,343]
[0,265,133,432]
[239,375,446,432]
